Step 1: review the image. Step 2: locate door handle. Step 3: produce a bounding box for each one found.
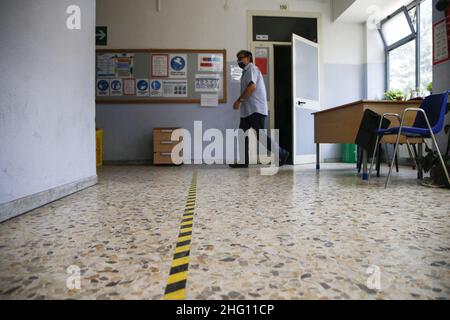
[297,101,306,106]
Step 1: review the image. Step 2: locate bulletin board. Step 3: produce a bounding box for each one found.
[95,49,227,104]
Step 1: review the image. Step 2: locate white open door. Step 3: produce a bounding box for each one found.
[292,33,320,165]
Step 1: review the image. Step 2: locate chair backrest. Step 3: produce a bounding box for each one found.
[412,90,449,133]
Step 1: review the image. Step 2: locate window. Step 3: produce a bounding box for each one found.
[380,0,433,97]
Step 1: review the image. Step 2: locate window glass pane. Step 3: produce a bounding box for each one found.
[409,7,417,31]
[381,10,414,46]
[389,40,416,96]
[419,0,433,93]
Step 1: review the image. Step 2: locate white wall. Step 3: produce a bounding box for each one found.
[96,0,366,161]
[0,0,97,206]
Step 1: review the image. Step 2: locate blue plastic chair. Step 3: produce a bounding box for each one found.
[368,91,450,188]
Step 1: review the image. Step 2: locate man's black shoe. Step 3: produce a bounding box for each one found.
[229,164,249,168]
[279,151,290,167]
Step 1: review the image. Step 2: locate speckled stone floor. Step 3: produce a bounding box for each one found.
[0,164,449,300]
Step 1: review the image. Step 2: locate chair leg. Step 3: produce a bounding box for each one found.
[395,147,399,173]
[368,135,381,181]
[376,144,382,177]
[385,130,403,188]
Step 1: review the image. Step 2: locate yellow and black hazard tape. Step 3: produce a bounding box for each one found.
[164,172,197,300]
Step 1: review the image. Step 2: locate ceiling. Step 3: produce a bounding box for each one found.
[335,0,413,23]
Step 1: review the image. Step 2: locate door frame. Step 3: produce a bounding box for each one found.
[247,10,324,164]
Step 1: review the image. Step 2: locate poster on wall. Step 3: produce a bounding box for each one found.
[198,54,223,72]
[97,54,116,78]
[123,78,136,95]
[194,74,221,92]
[115,54,134,78]
[255,47,269,75]
[151,54,169,78]
[433,17,450,65]
[110,79,123,96]
[150,79,163,97]
[96,79,110,96]
[136,79,150,96]
[96,53,134,78]
[169,54,188,78]
[162,80,188,97]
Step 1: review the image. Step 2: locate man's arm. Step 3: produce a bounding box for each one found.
[233,82,256,109]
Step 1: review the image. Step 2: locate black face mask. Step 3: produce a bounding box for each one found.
[238,61,246,69]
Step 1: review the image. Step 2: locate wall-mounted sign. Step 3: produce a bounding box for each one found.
[136,79,149,97]
[256,34,269,41]
[433,17,450,65]
[123,78,136,96]
[169,54,187,78]
[110,79,123,96]
[96,79,110,96]
[163,80,188,97]
[96,26,107,46]
[151,54,169,78]
[150,79,163,97]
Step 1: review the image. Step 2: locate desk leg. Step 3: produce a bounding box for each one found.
[362,149,368,180]
[316,144,320,170]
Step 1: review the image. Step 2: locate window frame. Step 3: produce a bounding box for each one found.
[380,0,429,92]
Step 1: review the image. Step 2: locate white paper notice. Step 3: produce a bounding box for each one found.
[195,74,221,92]
[201,94,219,107]
[162,80,188,97]
[151,54,169,77]
[198,54,223,72]
[433,19,449,64]
[123,79,136,95]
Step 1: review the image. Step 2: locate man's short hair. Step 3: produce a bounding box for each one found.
[237,50,253,63]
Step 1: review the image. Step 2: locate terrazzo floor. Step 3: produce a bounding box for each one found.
[0,163,449,300]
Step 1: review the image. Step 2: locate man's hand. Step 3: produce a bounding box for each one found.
[233,100,241,110]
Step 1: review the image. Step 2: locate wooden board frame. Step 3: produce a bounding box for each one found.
[96,49,227,104]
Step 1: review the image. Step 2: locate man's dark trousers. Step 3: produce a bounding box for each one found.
[239,112,288,165]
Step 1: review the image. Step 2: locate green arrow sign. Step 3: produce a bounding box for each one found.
[96,26,107,46]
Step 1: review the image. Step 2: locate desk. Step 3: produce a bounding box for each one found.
[313,100,423,180]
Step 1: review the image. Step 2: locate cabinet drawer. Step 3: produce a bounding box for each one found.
[153,152,182,165]
[153,139,181,152]
[153,128,181,142]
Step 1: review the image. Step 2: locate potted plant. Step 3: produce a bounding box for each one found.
[426,82,433,94]
[384,89,404,101]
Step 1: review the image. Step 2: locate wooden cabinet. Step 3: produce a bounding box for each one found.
[153,128,182,165]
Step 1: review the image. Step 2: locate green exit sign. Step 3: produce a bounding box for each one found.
[96,26,107,46]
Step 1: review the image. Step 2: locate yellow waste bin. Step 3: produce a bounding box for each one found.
[96,129,103,167]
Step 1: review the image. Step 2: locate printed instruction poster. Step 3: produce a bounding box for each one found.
[433,18,449,64]
[195,74,221,92]
[150,79,163,97]
[136,79,150,97]
[151,54,169,78]
[198,54,223,72]
[169,54,187,78]
[97,54,116,78]
[123,78,136,95]
[163,80,188,97]
[110,79,123,96]
[96,79,110,96]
